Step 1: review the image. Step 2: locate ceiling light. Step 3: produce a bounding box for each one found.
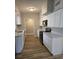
[27,7,36,11]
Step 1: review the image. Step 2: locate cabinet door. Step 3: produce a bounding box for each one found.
[43,33,52,52]
[16,15,21,25]
[43,33,48,47]
[47,13,55,27]
[54,9,63,27]
[54,0,63,11]
[60,9,63,27]
[47,0,54,14]
[54,10,60,27]
[52,37,63,55]
[47,38,52,52]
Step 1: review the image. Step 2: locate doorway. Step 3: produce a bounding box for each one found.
[26,18,35,35]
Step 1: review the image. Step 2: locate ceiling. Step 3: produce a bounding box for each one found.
[15,0,47,13]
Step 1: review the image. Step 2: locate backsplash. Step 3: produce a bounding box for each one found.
[16,25,24,31]
[51,27,63,34]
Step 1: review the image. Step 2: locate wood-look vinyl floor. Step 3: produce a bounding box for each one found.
[16,35,63,59]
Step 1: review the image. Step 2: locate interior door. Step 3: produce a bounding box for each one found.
[26,19,35,35]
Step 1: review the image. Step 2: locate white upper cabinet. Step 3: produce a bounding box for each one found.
[15,8,21,25]
[47,0,54,14]
[54,0,63,11]
[60,9,63,27]
[47,9,63,27]
[47,12,55,27]
[47,0,63,15]
[16,15,21,25]
[54,9,63,27]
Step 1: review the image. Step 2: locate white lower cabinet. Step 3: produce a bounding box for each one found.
[43,32,63,55]
[15,31,24,53]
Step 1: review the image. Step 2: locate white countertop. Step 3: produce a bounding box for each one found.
[43,31,63,38]
[15,30,24,37]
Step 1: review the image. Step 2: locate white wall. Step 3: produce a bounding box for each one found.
[21,13,40,36]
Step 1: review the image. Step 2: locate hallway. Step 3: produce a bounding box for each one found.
[16,35,63,59]
[16,35,53,59]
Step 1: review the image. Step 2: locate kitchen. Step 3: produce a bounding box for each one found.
[15,0,63,59]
